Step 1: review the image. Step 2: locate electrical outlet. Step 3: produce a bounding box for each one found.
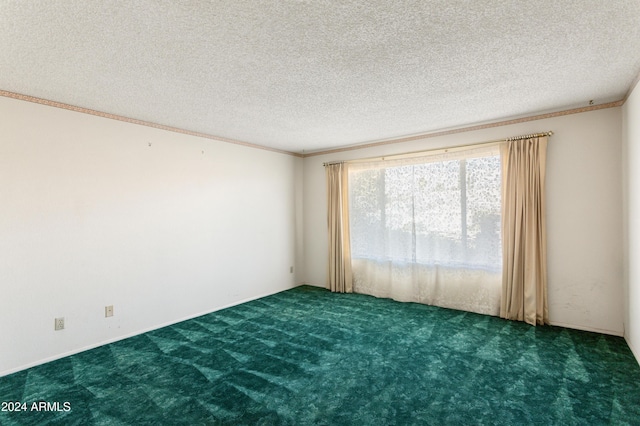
[105,305,114,317]
[290,266,294,273]
[54,317,64,331]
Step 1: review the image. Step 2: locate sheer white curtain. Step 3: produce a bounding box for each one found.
[348,145,503,316]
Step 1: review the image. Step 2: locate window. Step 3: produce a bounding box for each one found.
[349,148,502,270]
[347,145,502,315]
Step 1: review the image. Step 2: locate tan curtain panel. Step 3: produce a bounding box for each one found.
[326,163,353,293]
[500,136,548,325]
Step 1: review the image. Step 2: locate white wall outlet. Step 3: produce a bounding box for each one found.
[54,317,64,331]
[290,266,294,273]
[105,305,114,317]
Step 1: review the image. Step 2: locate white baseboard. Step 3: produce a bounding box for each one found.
[1,284,302,378]
[5,285,629,377]
[548,320,624,337]
[624,335,640,367]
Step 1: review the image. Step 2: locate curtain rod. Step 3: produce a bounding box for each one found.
[323,131,553,166]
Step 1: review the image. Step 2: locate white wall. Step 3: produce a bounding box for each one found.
[1,91,631,375]
[304,107,624,335]
[623,82,640,362]
[0,96,303,376]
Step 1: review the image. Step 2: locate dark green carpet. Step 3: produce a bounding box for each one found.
[1,285,639,425]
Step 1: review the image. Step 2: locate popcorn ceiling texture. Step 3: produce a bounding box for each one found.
[1,1,639,153]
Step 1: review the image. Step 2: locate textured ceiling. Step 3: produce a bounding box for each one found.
[1,1,640,154]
